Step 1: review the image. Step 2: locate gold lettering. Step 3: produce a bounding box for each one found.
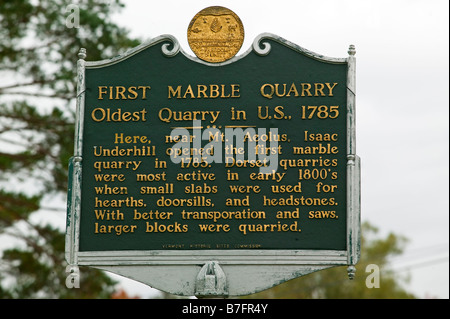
[91,108,147,122]
[139,86,151,99]
[168,85,181,98]
[230,84,240,97]
[314,83,325,96]
[97,86,150,100]
[210,84,220,98]
[325,82,338,96]
[98,86,107,99]
[183,85,195,99]
[167,84,240,99]
[304,131,338,142]
[127,86,138,99]
[220,84,229,98]
[94,223,137,235]
[197,85,208,98]
[260,83,274,99]
[114,133,149,144]
[115,86,126,99]
[274,83,286,97]
[286,83,299,97]
[301,83,312,96]
[261,83,338,98]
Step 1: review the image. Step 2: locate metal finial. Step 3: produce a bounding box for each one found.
[348,44,356,56]
[78,48,87,60]
[347,265,356,280]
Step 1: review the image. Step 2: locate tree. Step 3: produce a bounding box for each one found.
[244,222,417,299]
[0,0,139,298]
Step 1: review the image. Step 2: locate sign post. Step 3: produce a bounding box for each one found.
[66,7,360,297]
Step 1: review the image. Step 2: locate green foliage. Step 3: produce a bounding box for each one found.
[0,101,73,192]
[244,222,416,299]
[0,190,40,231]
[0,0,139,298]
[0,224,117,298]
[1,1,419,300]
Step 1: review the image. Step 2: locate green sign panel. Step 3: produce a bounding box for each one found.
[78,37,347,251]
[66,32,360,297]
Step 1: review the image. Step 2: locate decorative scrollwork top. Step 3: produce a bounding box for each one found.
[253,34,271,56]
[161,35,180,57]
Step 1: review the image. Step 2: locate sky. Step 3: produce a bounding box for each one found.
[98,0,449,299]
[0,0,446,301]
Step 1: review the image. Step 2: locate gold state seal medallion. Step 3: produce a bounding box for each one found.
[187,6,244,63]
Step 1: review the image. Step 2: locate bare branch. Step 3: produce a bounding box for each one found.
[0,76,56,91]
[0,91,73,100]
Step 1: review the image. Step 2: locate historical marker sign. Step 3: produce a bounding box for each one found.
[66,7,360,297]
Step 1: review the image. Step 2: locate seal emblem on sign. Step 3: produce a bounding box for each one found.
[187,6,244,63]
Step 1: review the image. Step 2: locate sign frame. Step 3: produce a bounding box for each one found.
[65,33,360,297]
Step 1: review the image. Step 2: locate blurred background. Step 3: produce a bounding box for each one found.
[0,0,448,299]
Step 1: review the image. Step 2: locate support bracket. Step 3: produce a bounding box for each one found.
[195,261,228,298]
